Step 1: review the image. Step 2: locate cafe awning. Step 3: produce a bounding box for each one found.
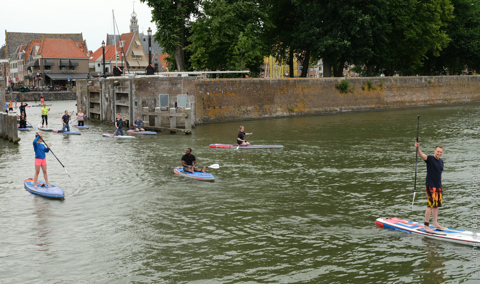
[44,59,55,66]
[60,59,70,66]
[45,73,89,80]
[69,59,79,66]
[132,50,143,56]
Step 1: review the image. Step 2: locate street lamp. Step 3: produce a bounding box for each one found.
[102,40,106,78]
[147,27,152,67]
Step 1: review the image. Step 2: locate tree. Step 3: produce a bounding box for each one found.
[185,0,271,76]
[422,0,480,75]
[141,0,201,71]
[383,0,454,75]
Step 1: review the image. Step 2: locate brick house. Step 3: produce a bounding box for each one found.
[26,38,89,87]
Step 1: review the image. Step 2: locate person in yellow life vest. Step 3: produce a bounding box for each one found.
[41,103,50,128]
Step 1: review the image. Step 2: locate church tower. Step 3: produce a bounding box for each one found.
[130,5,139,33]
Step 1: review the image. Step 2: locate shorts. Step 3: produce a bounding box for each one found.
[41,98,44,102]
[8,108,13,111]
[35,158,47,166]
[426,186,443,208]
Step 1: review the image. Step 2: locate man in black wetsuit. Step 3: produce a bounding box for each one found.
[19,102,28,120]
[181,148,206,173]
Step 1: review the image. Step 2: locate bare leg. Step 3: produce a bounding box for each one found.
[33,165,41,188]
[41,164,50,186]
[424,207,434,232]
[202,166,206,173]
[432,208,445,229]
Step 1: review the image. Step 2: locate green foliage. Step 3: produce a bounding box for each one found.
[336,79,353,94]
[378,81,385,90]
[361,81,377,91]
[185,0,271,76]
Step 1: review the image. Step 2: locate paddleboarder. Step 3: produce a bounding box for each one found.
[77,109,86,126]
[181,148,206,173]
[8,101,13,112]
[18,113,27,128]
[133,115,147,131]
[41,103,50,129]
[33,132,50,188]
[415,142,445,233]
[14,96,17,107]
[40,93,44,102]
[62,110,72,132]
[237,126,253,146]
[19,102,28,120]
[115,113,126,136]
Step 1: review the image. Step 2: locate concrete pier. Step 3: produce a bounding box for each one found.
[0,113,20,143]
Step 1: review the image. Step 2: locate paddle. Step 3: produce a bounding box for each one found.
[35,132,71,178]
[412,115,420,211]
[169,164,220,169]
[236,134,252,150]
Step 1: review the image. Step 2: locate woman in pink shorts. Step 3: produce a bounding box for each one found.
[33,132,50,188]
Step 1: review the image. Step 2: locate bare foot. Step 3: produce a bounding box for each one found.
[424,226,435,233]
[433,225,446,230]
[46,184,51,187]
[202,166,206,173]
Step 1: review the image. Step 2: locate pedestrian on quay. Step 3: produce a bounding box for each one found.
[114,113,126,136]
[415,142,445,233]
[62,110,72,132]
[41,103,50,129]
[33,132,50,189]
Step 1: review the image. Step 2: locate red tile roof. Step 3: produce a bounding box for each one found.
[158,54,170,70]
[24,40,41,61]
[116,32,134,58]
[37,38,89,58]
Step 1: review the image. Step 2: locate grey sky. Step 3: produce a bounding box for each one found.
[1,0,157,53]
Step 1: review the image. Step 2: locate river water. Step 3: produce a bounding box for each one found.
[0,100,479,283]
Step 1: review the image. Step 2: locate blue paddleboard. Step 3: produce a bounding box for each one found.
[173,167,215,181]
[24,179,64,199]
[73,125,90,129]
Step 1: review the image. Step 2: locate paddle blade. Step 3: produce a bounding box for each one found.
[208,164,220,169]
[411,192,416,211]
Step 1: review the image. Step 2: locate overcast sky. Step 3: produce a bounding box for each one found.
[1,0,157,53]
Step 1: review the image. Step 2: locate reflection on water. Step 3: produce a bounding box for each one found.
[0,101,479,283]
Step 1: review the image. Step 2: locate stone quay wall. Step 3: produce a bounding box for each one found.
[194,76,480,123]
[5,92,76,102]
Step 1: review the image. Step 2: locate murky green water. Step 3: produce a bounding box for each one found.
[1,101,479,283]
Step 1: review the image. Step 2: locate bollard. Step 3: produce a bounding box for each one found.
[185,108,192,132]
[170,108,177,129]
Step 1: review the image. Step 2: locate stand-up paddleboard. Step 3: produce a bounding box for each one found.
[32,104,52,107]
[126,130,157,135]
[18,127,31,131]
[376,217,480,246]
[73,125,90,129]
[53,130,81,135]
[173,166,215,181]
[17,123,33,128]
[37,124,54,131]
[14,106,31,108]
[209,144,284,149]
[102,133,136,139]
[24,179,64,199]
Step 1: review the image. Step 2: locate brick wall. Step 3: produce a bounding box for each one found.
[194,76,480,124]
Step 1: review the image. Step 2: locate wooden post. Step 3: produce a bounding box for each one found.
[170,108,177,130]
[0,113,5,138]
[185,108,192,133]
[9,114,20,143]
[154,107,161,127]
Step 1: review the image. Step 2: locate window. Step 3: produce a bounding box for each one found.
[45,66,51,71]
[177,95,187,107]
[98,63,100,67]
[154,63,159,72]
[159,94,169,107]
[69,66,75,71]
[60,66,66,71]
